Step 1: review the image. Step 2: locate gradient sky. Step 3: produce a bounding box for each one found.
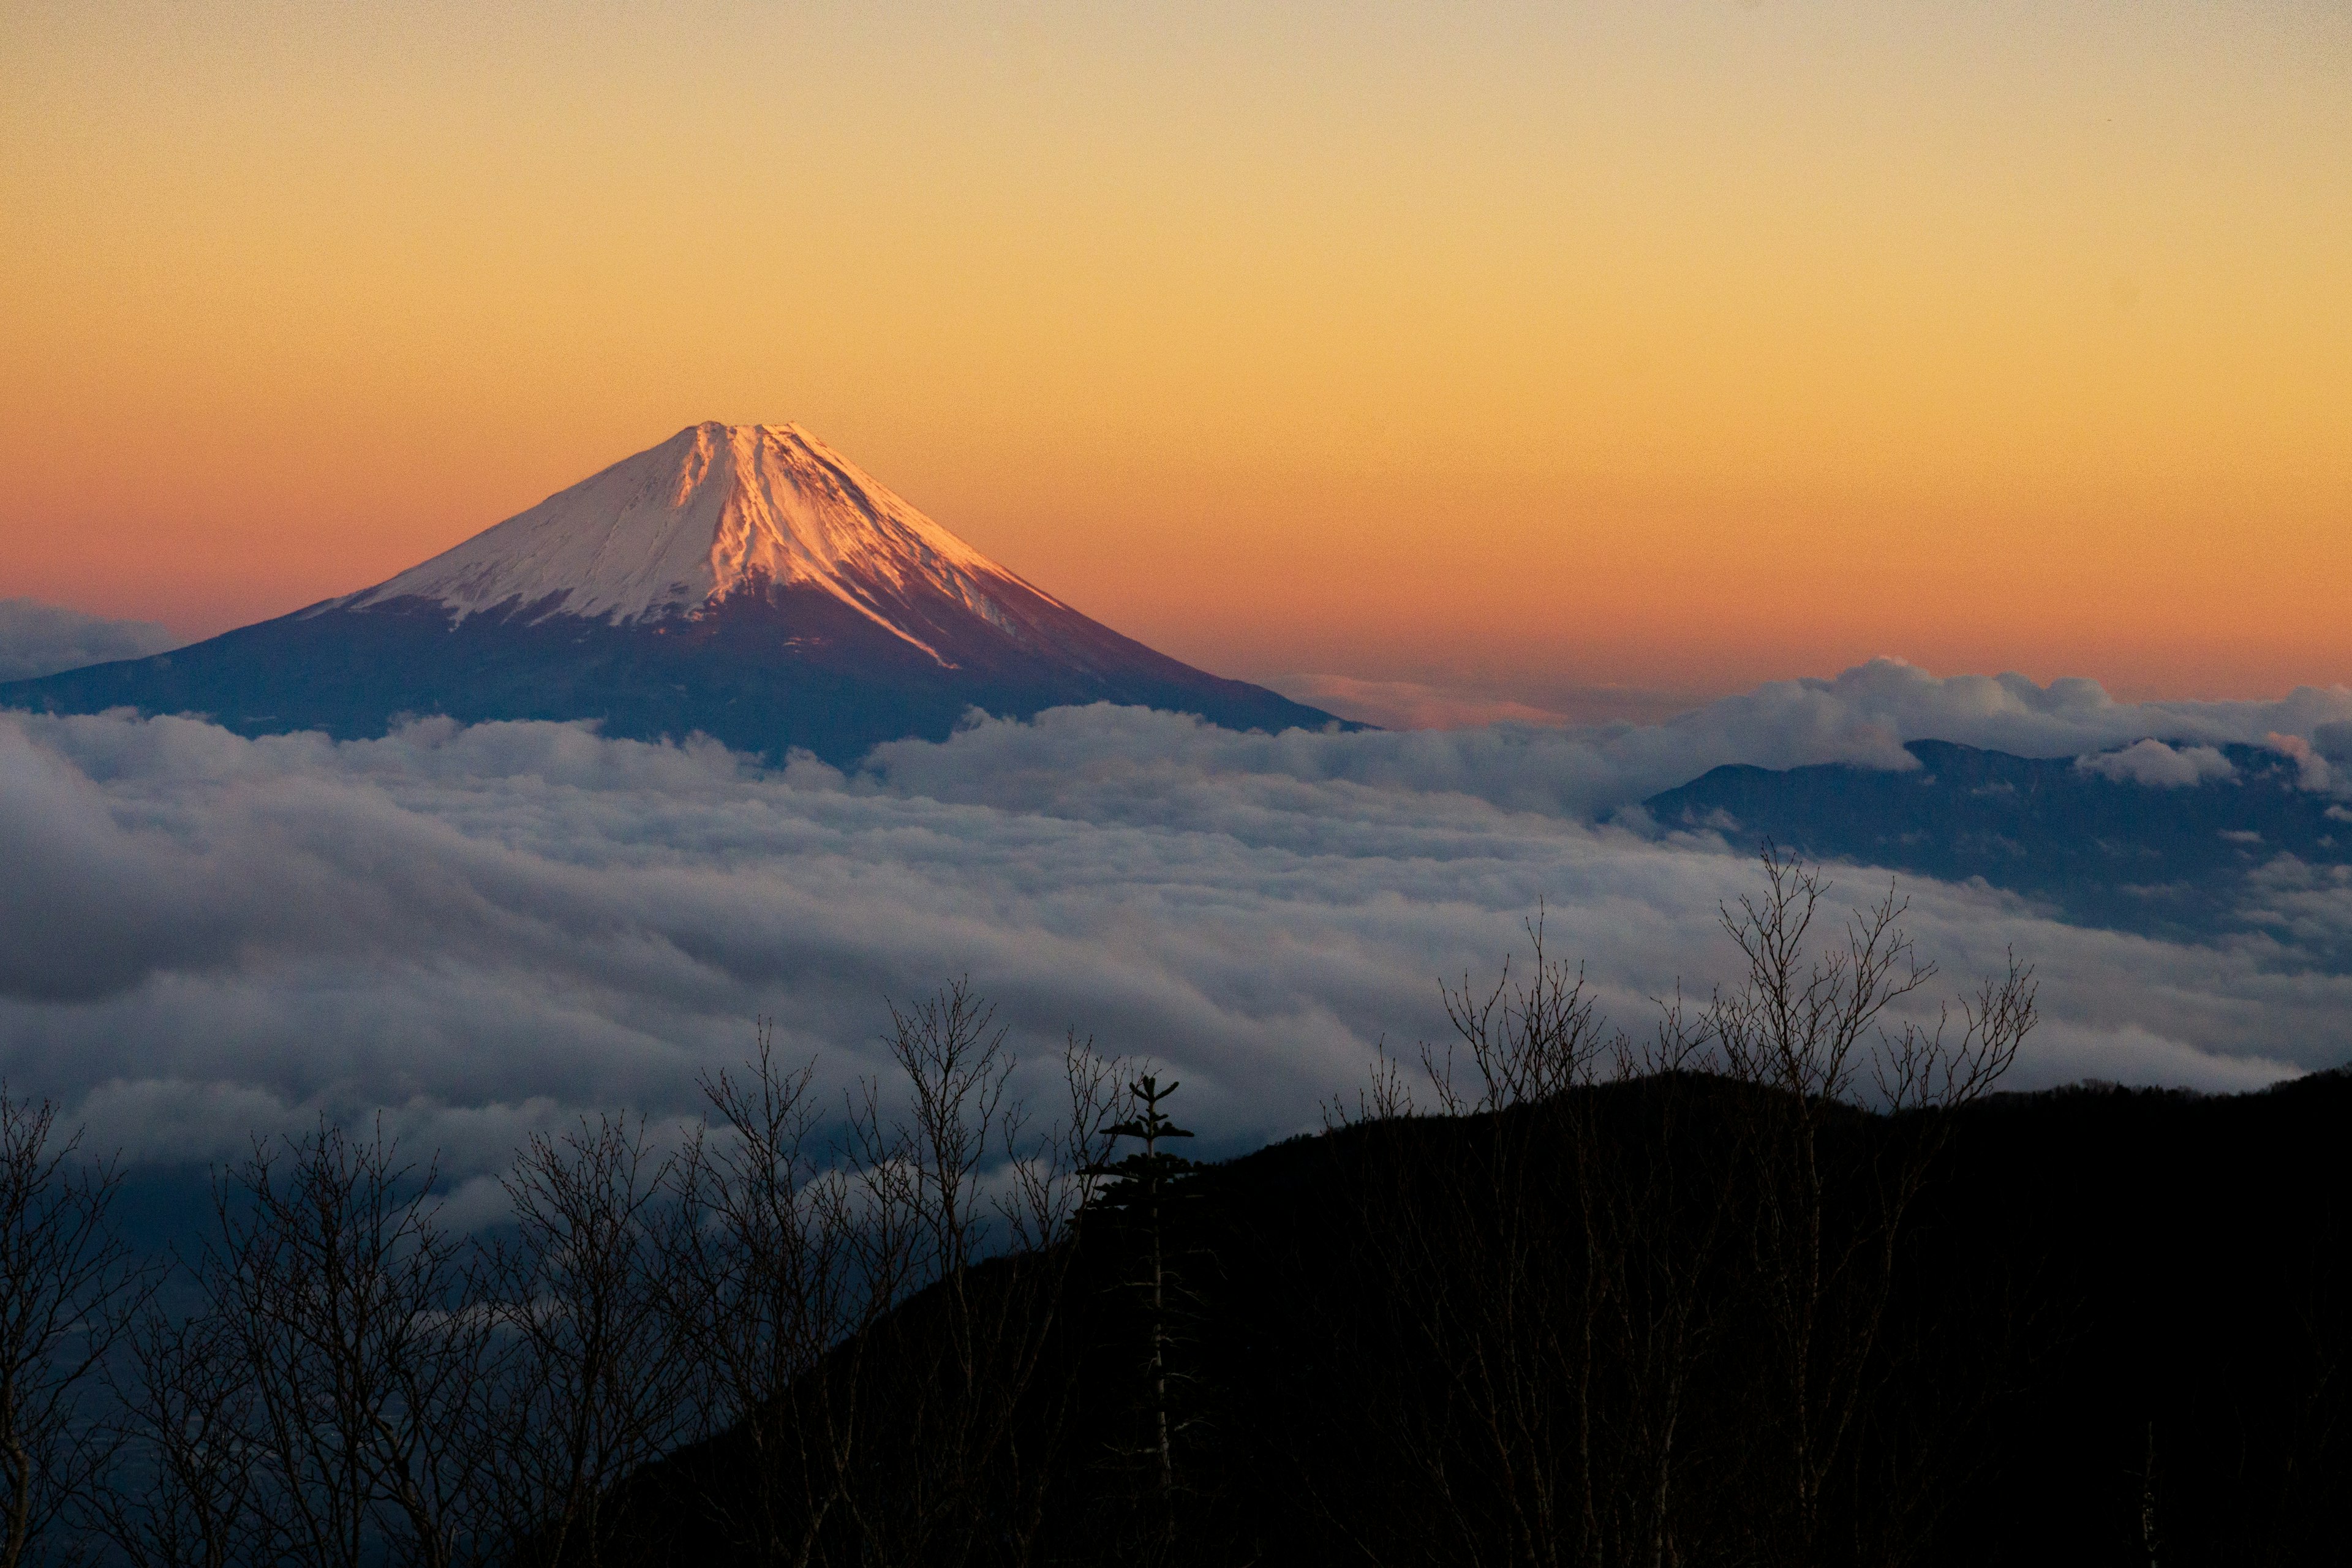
[4,1,2347,721]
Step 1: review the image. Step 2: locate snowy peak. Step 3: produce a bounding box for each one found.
[7,421,1349,760]
[346,422,1056,660]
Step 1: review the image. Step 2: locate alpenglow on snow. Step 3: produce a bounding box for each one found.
[0,423,1341,762]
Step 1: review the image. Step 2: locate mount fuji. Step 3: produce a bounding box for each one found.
[1,423,1341,761]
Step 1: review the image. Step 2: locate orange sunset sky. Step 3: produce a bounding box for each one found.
[4,2,2348,724]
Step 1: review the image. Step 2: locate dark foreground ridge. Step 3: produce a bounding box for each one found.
[609,1068,2351,1566]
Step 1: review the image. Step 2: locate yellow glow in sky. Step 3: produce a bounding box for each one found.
[4,1,2347,718]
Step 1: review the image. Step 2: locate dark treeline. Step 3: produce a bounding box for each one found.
[2,851,2346,1565]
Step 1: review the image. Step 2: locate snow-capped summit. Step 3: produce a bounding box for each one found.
[345,423,1051,663]
[4,423,1343,761]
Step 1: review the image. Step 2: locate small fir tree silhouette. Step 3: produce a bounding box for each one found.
[1084,1074,1199,1537]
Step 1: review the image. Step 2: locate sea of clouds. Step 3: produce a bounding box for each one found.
[6,652,2352,1184]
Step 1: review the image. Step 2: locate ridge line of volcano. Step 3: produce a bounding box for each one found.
[0,422,1351,764]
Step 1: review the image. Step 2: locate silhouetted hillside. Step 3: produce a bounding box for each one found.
[608,1068,2352,1567]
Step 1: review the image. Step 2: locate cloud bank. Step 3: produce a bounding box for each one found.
[5,660,2351,1181]
[0,600,183,683]
[865,659,2352,823]
[2075,740,2239,789]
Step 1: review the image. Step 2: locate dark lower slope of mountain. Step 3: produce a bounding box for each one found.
[0,587,1340,764]
[605,1070,2352,1567]
[1644,738,2352,944]
[0,423,1350,761]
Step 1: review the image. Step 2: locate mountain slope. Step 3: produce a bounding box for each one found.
[0,424,1341,762]
[1643,738,2352,945]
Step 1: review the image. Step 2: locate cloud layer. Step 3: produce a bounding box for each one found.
[2075,740,2239,789]
[868,658,2352,822]
[0,599,183,682]
[6,660,2352,1181]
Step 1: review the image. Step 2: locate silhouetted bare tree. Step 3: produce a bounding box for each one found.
[207,1120,496,1568]
[1322,851,2037,1568]
[1706,846,2035,1564]
[652,995,1117,1568]
[88,1305,259,1568]
[0,1088,147,1568]
[668,1024,869,1567]
[482,1113,693,1568]
[836,982,1117,1568]
[1329,919,1630,1567]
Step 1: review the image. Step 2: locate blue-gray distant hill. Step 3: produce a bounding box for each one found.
[0,423,1341,764]
[1645,738,2352,948]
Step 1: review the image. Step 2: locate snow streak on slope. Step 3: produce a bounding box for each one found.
[343,423,1060,661]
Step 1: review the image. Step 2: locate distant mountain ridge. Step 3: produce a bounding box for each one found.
[0,423,1341,762]
[1645,737,2352,948]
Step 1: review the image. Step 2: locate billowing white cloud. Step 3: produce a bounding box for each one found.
[0,599,183,682]
[2260,733,2336,793]
[2074,740,2238,788]
[4,663,2350,1181]
[864,658,2352,821]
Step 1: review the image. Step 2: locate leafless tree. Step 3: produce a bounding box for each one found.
[653,998,1116,1567]
[480,1112,693,1568]
[85,1305,260,1568]
[1578,995,1757,1568]
[62,981,1140,1567]
[1706,845,2036,1564]
[1324,852,2035,1568]
[1329,919,1632,1568]
[669,1023,877,1566]
[207,1120,496,1568]
[0,1088,148,1568]
[835,982,1118,1568]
